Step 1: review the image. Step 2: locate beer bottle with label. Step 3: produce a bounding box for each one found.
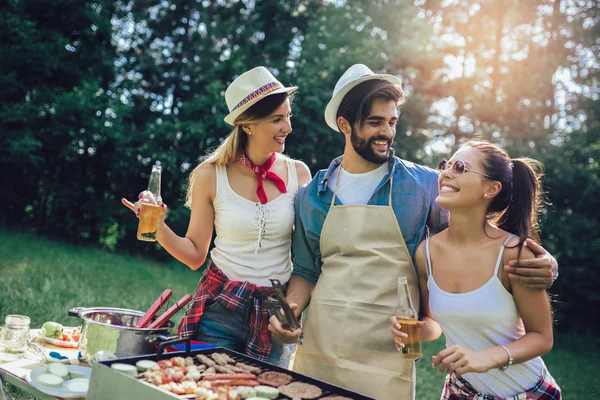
[396,276,423,360]
[137,164,162,242]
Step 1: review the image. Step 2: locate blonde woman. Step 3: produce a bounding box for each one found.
[123,67,311,366]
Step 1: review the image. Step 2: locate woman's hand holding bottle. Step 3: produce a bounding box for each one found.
[122,192,167,242]
[389,315,427,352]
[121,191,167,218]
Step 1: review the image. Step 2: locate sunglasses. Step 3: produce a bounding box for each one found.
[436,159,493,179]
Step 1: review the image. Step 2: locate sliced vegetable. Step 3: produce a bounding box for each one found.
[69,369,88,379]
[36,373,64,388]
[254,386,279,399]
[57,329,79,343]
[41,322,63,339]
[110,363,137,377]
[47,356,69,364]
[66,378,90,393]
[46,362,69,379]
[135,359,158,372]
[236,386,257,399]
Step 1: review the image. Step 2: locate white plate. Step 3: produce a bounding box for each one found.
[41,336,79,349]
[41,327,80,348]
[27,365,92,398]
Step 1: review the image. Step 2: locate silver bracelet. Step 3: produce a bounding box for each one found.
[499,345,513,371]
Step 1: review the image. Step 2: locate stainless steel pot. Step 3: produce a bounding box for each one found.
[69,307,175,363]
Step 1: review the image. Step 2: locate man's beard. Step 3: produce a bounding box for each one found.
[350,126,393,164]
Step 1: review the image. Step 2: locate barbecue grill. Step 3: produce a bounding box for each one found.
[87,338,375,400]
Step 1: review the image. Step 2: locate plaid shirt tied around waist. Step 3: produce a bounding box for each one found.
[442,367,561,400]
[177,260,285,361]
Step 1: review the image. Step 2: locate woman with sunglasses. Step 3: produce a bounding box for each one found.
[391,139,561,399]
[123,67,311,367]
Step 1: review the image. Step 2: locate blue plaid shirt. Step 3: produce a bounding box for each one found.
[292,154,449,285]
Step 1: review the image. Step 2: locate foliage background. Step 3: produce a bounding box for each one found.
[1,0,598,332]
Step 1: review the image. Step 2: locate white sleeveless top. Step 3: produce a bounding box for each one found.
[426,235,545,397]
[209,157,298,287]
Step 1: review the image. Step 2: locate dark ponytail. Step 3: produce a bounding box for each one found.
[462,140,545,255]
[495,158,544,245]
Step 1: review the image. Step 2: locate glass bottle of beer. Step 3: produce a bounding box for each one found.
[137,164,162,242]
[396,276,423,360]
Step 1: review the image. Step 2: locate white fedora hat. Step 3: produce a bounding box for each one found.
[324,64,401,132]
[224,66,297,126]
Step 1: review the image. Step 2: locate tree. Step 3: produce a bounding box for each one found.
[0,0,124,245]
[534,99,600,331]
[418,0,594,152]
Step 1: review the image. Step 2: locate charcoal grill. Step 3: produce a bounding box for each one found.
[87,338,375,400]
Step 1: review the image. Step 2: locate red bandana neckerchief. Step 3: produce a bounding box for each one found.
[239,153,287,204]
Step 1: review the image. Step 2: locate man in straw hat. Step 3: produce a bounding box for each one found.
[269,64,559,399]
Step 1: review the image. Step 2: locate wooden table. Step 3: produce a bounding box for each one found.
[0,329,84,400]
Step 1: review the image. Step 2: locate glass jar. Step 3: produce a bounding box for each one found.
[0,315,31,353]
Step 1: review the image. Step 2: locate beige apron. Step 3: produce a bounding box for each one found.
[294,166,420,400]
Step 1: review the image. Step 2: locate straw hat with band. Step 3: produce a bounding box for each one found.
[224,66,297,126]
[324,64,402,132]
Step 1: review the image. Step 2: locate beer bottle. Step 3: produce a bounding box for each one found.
[137,164,162,242]
[396,276,423,360]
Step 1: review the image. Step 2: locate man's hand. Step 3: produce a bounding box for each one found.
[268,303,303,344]
[504,239,558,290]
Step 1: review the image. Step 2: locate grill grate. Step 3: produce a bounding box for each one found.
[100,346,375,400]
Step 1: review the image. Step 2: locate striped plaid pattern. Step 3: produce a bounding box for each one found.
[441,368,561,400]
[177,260,283,361]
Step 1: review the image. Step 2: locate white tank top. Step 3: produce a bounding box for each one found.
[426,235,545,397]
[209,157,298,287]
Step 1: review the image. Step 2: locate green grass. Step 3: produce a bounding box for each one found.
[1,229,597,399]
[0,229,199,329]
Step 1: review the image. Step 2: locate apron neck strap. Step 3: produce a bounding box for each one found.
[388,174,394,205]
[330,165,343,207]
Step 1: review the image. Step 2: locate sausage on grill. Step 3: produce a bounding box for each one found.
[202,373,257,381]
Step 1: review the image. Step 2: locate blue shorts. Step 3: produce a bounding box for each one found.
[193,297,295,368]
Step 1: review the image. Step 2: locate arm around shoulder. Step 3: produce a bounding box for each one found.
[506,238,558,290]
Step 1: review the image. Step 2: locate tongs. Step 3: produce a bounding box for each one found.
[265,279,301,331]
[147,294,193,329]
[136,289,173,328]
